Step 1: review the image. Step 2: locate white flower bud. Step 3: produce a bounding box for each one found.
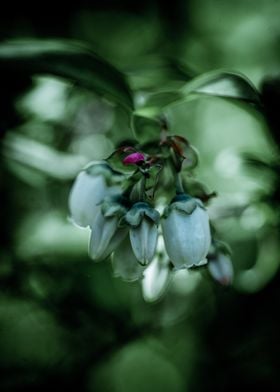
[208,253,234,286]
[162,194,211,269]
[125,202,160,266]
[89,196,127,261]
[141,235,171,302]
[69,161,120,228]
[112,236,145,282]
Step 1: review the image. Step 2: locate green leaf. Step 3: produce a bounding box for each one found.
[132,114,161,143]
[125,202,160,226]
[106,147,140,175]
[181,70,261,105]
[137,71,261,115]
[0,39,133,111]
[140,91,184,113]
[128,56,194,90]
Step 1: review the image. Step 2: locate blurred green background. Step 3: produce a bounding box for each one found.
[1,1,280,391]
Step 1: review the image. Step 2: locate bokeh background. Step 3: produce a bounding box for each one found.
[1,1,280,391]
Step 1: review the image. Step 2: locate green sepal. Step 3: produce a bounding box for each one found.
[214,240,232,256]
[163,194,205,218]
[84,160,123,181]
[101,195,128,218]
[125,202,160,227]
[195,198,206,210]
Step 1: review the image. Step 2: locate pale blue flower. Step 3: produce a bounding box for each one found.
[208,253,233,286]
[141,235,171,302]
[89,196,127,261]
[125,202,160,266]
[162,194,211,269]
[69,161,120,227]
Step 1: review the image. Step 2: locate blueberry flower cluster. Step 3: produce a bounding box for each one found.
[69,134,233,301]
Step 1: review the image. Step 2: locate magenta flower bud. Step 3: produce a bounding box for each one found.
[123,152,145,165]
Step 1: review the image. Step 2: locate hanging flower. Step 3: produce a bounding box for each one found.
[69,161,120,227]
[125,202,160,266]
[207,250,234,286]
[89,195,128,261]
[112,236,145,282]
[162,194,211,269]
[141,234,171,302]
[67,125,223,301]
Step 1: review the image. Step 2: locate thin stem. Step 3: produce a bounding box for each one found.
[122,170,141,199]
[160,116,169,143]
[175,173,185,194]
[138,175,147,201]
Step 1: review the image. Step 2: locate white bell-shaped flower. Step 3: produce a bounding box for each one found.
[162,194,211,269]
[141,235,171,302]
[208,253,234,286]
[69,161,120,228]
[112,236,145,282]
[125,202,160,266]
[89,196,127,261]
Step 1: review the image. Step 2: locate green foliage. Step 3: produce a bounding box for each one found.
[182,70,261,104]
[131,114,162,143]
[0,39,134,111]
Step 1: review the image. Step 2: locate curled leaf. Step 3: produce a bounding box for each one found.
[0,39,134,111]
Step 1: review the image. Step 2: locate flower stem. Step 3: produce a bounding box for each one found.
[175,173,185,194]
[139,175,147,201]
[160,116,169,143]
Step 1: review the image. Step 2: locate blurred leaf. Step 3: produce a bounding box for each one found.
[0,39,134,111]
[128,55,194,91]
[3,133,87,180]
[111,340,184,392]
[16,212,89,261]
[138,72,261,116]
[242,153,280,173]
[236,229,280,293]
[182,71,261,105]
[132,114,161,143]
[0,298,67,367]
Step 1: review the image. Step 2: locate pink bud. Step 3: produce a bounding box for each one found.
[123,152,145,165]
